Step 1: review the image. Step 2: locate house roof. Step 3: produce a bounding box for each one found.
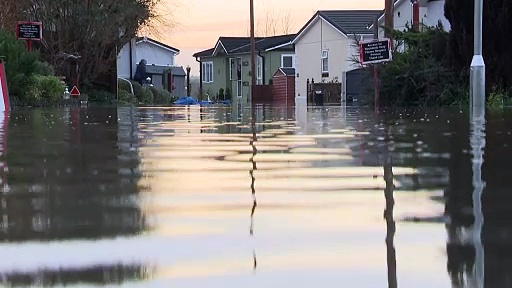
[275,68,296,76]
[136,36,180,54]
[229,34,296,53]
[194,34,296,58]
[170,66,186,76]
[293,10,382,43]
[193,48,215,58]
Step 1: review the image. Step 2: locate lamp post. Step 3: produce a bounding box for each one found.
[186,65,191,97]
[470,0,485,117]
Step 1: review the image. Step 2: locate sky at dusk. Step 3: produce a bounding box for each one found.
[150,0,384,75]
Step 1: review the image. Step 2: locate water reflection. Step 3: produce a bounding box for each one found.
[384,152,397,288]
[250,104,258,272]
[470,110,485,288]
[2,103,512,287]
[0,107,150,286]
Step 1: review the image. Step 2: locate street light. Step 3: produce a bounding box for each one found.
[470,0,485,117]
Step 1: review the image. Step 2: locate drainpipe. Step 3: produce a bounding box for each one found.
[195,57,202,99]
[129,39,133,80]
[257,51,265,84]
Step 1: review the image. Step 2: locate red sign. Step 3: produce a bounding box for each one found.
[70,86,80,97]
[16,22,42,41]
[0,60,10,112]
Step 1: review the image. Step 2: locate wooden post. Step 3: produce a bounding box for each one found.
[373,17,380,109]
[249,0,256,105]
[384,0,394,39]
[26,40,32,52]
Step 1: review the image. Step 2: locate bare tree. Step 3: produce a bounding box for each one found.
[5,0,176,86]
[245,3,296,37]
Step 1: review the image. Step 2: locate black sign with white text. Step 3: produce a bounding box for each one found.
[359,39,392,65]
[17,22,42,40]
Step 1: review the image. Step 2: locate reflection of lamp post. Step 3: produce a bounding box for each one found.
[470,109,485,288]
[186,65,191,97]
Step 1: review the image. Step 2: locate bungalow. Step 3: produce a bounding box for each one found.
[193,34,296,103]
[292,10,382,101]
[369,0,450,36]
[117,36,186,94]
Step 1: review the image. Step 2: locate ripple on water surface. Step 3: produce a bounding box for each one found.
[0,106,460,287]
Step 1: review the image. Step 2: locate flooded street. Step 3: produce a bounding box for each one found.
[0,103,505,287]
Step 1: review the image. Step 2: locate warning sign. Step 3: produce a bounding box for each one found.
[70,86,80,97]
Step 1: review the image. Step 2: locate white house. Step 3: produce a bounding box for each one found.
[291,10,382,101]
[420,0,450,30]
[117,36,180,79]
[370,0,450,37]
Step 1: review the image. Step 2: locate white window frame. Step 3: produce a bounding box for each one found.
[229,58,235,80]
[256,56,263,85]
[281,54,295,68]
[202,61,213,83]
[321,50,329,73]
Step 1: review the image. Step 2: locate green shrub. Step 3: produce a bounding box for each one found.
[31,75,65,101]
[225,88,232,101]
[149,86,172,105]
[0,29,63,106]
[142,89,154,104]
[357,26,467,107]
[118,89,137,104]
[87,89,115,103]
[118,79,133,93]
[131,81,146,103]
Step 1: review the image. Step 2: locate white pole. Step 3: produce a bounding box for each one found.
[470,0,485,117]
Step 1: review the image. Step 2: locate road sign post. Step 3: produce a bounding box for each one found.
[360,38,392,109]
[16,21,43,52]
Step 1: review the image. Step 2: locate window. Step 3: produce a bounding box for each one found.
[321,50,329,73]
[281,54,295,68]
[229,58,235,80]
[202,61,213,83]
[257,56,263,85]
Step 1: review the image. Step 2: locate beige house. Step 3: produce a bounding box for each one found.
[292,10,381,102]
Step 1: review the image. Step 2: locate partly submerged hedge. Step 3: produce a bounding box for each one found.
[0,29,65,106]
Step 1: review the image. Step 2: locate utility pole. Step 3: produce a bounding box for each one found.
[470,0,485,117]
[249,0,256,104]
[373,16,380,109]
[384,0,394,39]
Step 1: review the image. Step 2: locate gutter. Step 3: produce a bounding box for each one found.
[129,40,133,80]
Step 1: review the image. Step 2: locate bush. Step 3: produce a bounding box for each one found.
[118,89,137,104]
[149,86,172,105]
[356,25,468,107]
[13,75,65,106]
[87,89,115,103]
[0,29,57,102]
[225,88,232,101]
[118,79,133,94]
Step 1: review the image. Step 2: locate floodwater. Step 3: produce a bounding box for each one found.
[0,102,506,287]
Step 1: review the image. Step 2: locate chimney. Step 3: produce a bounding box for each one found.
[412,0,420,31]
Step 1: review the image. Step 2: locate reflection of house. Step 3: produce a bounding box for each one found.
[193,34,295,103]
[292,10,381,102]
[117,37,186,94]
